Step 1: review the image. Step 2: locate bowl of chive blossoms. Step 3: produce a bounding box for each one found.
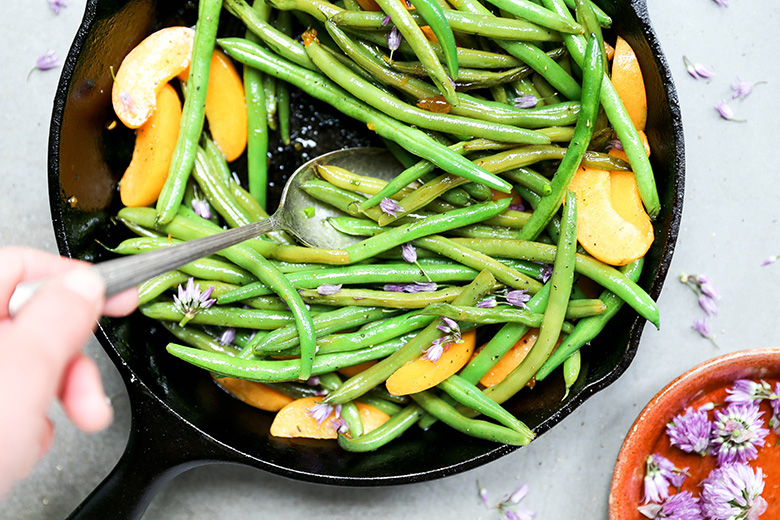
[609,348,780,520]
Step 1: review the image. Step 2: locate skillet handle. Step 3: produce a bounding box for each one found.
[65,380,225,520]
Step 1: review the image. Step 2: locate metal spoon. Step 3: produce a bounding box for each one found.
[9,147,403,315]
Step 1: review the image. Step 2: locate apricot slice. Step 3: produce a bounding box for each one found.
[611,36,647,132]
[270,397,390,439]
[477,329,539,388]
[385,330,476,396]
[568,165,654,266]
[112,26,195,129]
[213,375,293,412]
[119,83,182,207]
[203,49,248,162]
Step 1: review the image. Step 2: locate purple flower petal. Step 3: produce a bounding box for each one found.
[48,0,68,14]
[711,0,729,7]
[725,379,775,405]
[317,283,343,296]
[506,289,531,309]
[173,278,217,324]
[379,197,404,218]
[191,199,212,219]
[423,342,444,363]
[639,491,702,520]
[508,202,526,212]
[306,402,335,426]
[761,256,778,266]
[477,298,497,308]
[692,318,712,338]
[731,76,755,99]
[710,403,769,465]
[714,100,735,120]
[643,454,677,504]
[701,464,766,520]
[539,264,553,283]
[401,243,417,263]
[387,26,402,52]
[512,95,537,108]
[666,407,711,456]
[381,15,392,26]
[683,56,715,80]
[35,50,60,71]
[696,275,721,300]
[698,295,718,316]
[607,138,624,151]
[219,327,236,346]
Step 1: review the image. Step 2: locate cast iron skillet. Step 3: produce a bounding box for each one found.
[49,0,684,518]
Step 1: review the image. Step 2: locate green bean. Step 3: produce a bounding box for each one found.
[192,146,253,228]
[531,71,562,105]
[317,312,436,354]
[303,35,551,145]
[441,223,518,240]
[332,9,565,41]
[275,10,293,145]
[519,34,602,241]
[327,25,579,128]
[485,0,582,33]
[418,303,544,328]
[340,401,365,437]
[323,271,495,405]
[513,184,560,242]
[342,25,525,69]
[413,235,543,293]
[418,302,588,330]
[410,391,532,445]
[561,349,581,399]
[536,258,643,381]
[243,0,269,207]
[373,0,457,104]
[563,0,610,27]
[338,404,424,452]
[298,285,466,309]
[220,38,514,194]
[459,181,492,202]
[141,302,295,329]
[407,0,458,78]
[501,167,551,195]
[574,0,607,73]
[160,321,241,357]
[483,190,577,403]
[299,180,387,222]
[250,306,395,353]
[345,198,513,263]
[451,236,658,326]
[474,145,630,175]
[377,174,470,226]
[156,0,222,225]
[166,333,410,383]
[357,395,404,416]
[224,0,315,69]
[219,263,480,303]
[438,374,534,437]
[316,164,415,201]
[263,72,278,130]
[541,0,660,218]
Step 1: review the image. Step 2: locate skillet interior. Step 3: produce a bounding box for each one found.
[49,0,684,487]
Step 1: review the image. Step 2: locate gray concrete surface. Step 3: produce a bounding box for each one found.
[1,0,779,518]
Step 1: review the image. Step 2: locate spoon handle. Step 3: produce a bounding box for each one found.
[8,217,278,316]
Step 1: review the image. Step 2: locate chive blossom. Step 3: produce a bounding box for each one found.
[48,0,68,14]
[700,463,767,520]
[173,278,216,326]
[379,197,404,218]
[666,406,712,456]
[710,403,769,465]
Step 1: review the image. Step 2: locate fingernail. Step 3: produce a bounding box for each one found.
[62,268,105,303]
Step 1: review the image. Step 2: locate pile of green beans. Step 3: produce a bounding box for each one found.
[112,0,662,452]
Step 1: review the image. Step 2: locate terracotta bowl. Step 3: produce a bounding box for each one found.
[609,348,780,519]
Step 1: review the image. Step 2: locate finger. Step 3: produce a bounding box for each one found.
[103,287,139,317]
[58,354,113,433]
[0,247,91,320]
[8,267,105,398]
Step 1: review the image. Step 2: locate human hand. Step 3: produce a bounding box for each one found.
[0,247,138,496]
